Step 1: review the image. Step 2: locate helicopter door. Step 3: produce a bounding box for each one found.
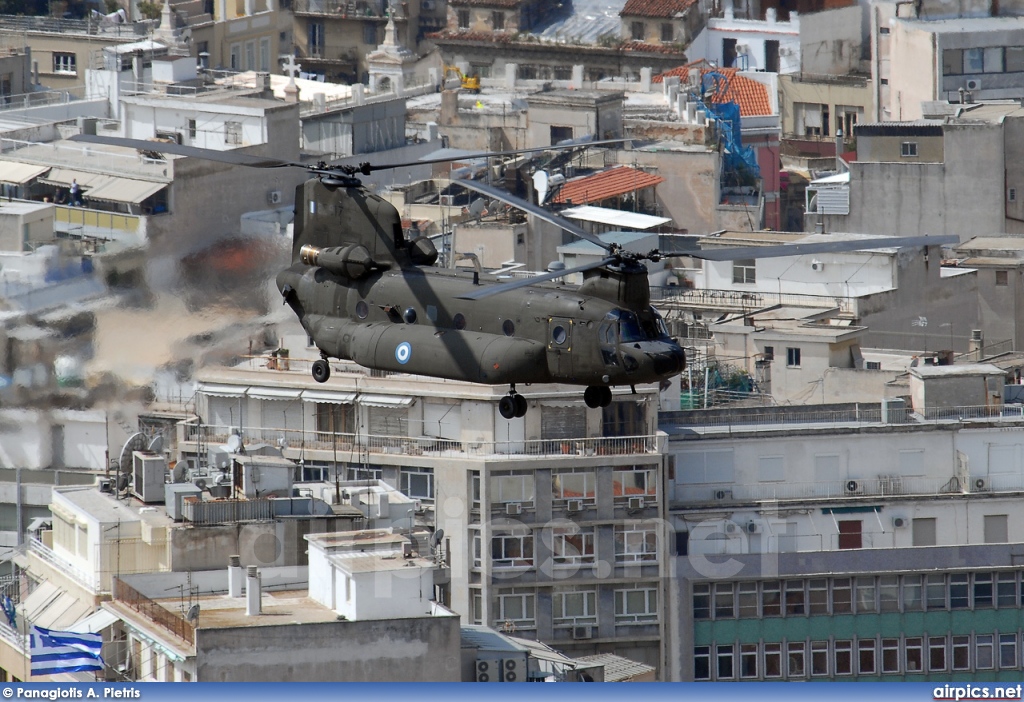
[547,317,573,377]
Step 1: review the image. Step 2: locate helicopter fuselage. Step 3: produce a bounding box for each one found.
[276,262,685,388]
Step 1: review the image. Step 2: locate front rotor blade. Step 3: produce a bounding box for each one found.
[370,137,631,172]
[693,235,960,261]
[452,179,614,252]
[456,256,619,301]
[69,134,305,169]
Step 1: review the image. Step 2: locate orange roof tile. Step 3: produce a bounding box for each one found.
[552,166,665,205]
[653,64,773,117]
[621,0,698,17]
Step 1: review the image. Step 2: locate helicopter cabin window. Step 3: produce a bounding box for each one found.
[225,121,242,146]
[603,400,647,437]
[503,320,515,336]
[453,313,467,330]
[733,259,756,284]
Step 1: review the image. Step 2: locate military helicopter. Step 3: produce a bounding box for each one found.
[72,134,957,418]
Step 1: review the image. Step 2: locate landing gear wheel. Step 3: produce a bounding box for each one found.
[499,395,516,419]
[598,386,613,408]
[513,394,528,418]
[584,386,605,408]
[312,359,331,383]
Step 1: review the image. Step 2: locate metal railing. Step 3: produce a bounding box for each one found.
[113,577,194,646]
[28,537,100,592]
[293,0,405,18]
[653,286,856,313]
[55,205,144,235]
[0,87,87,113]
[180,419,657,458]
[0,14,144,35]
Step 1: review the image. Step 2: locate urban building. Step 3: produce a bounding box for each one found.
[620,0,709,48]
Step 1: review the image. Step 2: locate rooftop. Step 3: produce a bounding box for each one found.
[621,0,698,17]
[53,485,173,528]
[910,363,1004,378]
[896,15,1024,34]
[653,64,773,117]
[552,166,665,205]
[574,653,656,681]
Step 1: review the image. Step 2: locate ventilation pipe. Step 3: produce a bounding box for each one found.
[228,555,243,598]
[245,565,262,615]
[835,128,844,172]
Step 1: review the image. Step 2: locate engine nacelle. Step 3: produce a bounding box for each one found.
[300,244,375,279]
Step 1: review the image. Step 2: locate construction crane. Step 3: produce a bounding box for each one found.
[691,71,760,183]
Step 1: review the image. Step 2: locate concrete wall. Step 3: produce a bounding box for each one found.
[888,21,939,121]
[800,6,864,75]
[0,51,32,100]
[1005,116,1024,226]
[688,15,800,73]
[195,615,462,681]
[779,74,872,137]
[615,148,721,235]
[858,133,943,162]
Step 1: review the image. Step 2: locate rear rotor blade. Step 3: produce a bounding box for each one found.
[456,256,619,301]
[69,134,305,169]
[452,179,614,252]
[370,137,631,172]
[692,234,960,261]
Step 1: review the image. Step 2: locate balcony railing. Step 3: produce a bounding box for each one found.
[180,420,657,459]
[28,537,100,592]
[651,286,856,314]
[113,577,195,646]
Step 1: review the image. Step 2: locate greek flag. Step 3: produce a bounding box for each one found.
[30,625,104,676]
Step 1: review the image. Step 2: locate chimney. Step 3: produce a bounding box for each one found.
[835,128,844,172]
[228,555,243,597]
[969,329,984,361]
[245,565,262,615]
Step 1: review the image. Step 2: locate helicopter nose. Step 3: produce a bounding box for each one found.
[651,344,686,376]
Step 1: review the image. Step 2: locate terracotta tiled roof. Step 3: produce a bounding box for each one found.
[619,40,688,55]
[449,0,523,6]
[621,0,698,17]
[653,63,773,116]
[552,166,665,205]
[426,30,516,42]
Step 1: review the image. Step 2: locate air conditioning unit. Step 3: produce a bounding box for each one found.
[505,502,522,516]
[892,516,908,529]
[564,164,576,178]
[267,190,282,205]
[572,625,593,640]
[811,261,824,271]
[414,500,425,514]
[966,78,982,91]
[502,658,524,683]
[714,489,733,500]
[440,194,456,206]
[974,477,990,491]
[627,496,645,511]
[845,479,864,495]
[725,522,738,534]
[566,498,584,513]
[132,451,167,504]
[746,522,761,534]
[476,659,502,683]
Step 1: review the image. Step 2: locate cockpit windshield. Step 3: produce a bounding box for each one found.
[609,308,671,343]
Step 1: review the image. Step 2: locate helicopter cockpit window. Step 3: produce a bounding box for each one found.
[615,309,670,343]
[404,308,417,324]
[618,312,645,343]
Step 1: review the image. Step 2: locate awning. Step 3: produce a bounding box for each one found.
[248,387,302,401]
[561,205,671,230]
[821,505,882,514]
[27,517,52,532]
[84,177,166,204]
[810,171,850,185]
[302,390,357,404]
[38,169,112,189]
[65,608,119,634]
[359,394,414,408]
[198,383,248,398]
[0,162,50,185]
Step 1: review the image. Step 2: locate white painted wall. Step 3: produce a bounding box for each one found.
[689,13,800,73]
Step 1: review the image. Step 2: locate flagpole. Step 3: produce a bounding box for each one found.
[21,607,27,682]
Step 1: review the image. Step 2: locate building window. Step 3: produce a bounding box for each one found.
[457,9,470,28]
[999,572,1017,607]
[811,641,829,676]
[552,588,597,625]
[230,43,241,69]
[496,589,535,627]
[833,578,852,613]
[714,583,734,618]
[879,576,899,612]
[879,25,890,34]
[784,580,805,615]
[1009,188,1017,202]
[952,635,970,670]
[259,37,270,72]
[943,48,963,75]
[906,637,923,673]
[471,531,481,568]
[740,643,758,678]
[838,520,862,549]
[926,574,946,610]
[738,582,758,617]
[929,636,947,671]
[225,121,242,145]
[912,517,936,546]
[788,642,805,678]
[471,589,482,624]
[1000,634,1018,668]
[882,638,900,673]
[674,530,689,556]
[363,23,378,44]
[630,21,645,40]
[613,466,657,502]
[660,22,673,42]
[550,125,573,144]
[786,347,801,367]
[866,361,882,370]
[552,470,596,504]
[984,47,1004,73]
[761,581,781,616]
[693,583,710,619]
[903,575,923,611]
[834,640,852,676]
[400,466,434,499]
[245,40,255,70]
[492,10,504,29]
[974,572,994,608]
[1009,46,1024,72]
[614,587,658,624]
[997,270,1009,286]
[694,646,711,680]
[763,643,782,678]
[614,523,658,563]
[856,577,876,613]
[53,52,76,74]
[187,119,197,139]
[550,525,595,565]
[733,258,756,284]
[977,634,995,669]
[490,471,535,506]
[808,579,828,614]
[901,141,918,157]
[858,639,876,675]
[763,345,774,361]
[491,532,533,567]
[965,48,985,73]
[985,514,1009,543]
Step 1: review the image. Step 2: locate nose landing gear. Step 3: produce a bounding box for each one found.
[499,385,528,419]
[584,385,613,409]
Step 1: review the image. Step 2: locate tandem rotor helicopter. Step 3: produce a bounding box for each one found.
[72,134,955,419]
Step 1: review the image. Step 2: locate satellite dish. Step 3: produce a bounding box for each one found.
[547,260,566,273]
[171,464,187,483]
[429,528,445,549]
[532,169,550,206]
[195,478,208,491]
[468,198,486,218]
[147,434,164,454]
[215,472,230,485]
[118,432,147,473]
[226,434,242,453]
[185,604,200,623]
[116,473,131,493]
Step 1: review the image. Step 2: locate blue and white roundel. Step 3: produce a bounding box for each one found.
[395,342,412,364]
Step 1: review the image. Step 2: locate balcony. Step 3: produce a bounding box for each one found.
[178,419,658,460]
[293,0,406,19]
